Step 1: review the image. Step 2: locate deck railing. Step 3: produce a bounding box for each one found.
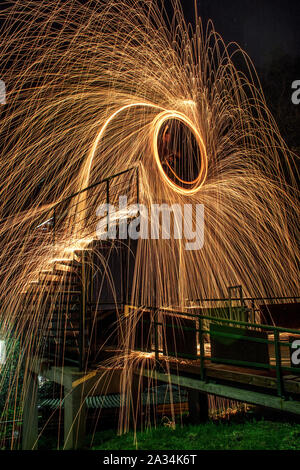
[125,303,300,399]
[190,295,300,324]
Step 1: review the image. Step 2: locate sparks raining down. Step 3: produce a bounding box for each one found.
[0,0,299,448]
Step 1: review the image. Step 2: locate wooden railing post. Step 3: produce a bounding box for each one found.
[53,206,56,249]
[199,316,205,381]
[251,299,255,323]
[106,179,110,235]
[274,328,284,398]
[154,309,159,362]
[136,166,139,206]
[79,250,86,371]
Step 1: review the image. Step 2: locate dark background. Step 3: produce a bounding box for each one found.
[177,0,300,153]
[1,0,300,152]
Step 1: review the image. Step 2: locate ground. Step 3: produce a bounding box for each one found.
[90,419,300,451]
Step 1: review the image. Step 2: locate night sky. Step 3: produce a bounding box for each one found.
[1,1,300,149]
[178,0,300,70]
[1,0,300,71]
[173,0,300,150]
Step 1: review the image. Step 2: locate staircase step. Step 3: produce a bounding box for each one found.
[56,259,81,268]
[48,329,89,335]
[23,296,81,305]
[27,278,81,291]
[73,248,92,257]
[39,274,61,282]
[39,280,82,288]
[50,261,78,273]
[46,339,80,347]
[26,281,81,291]
[49,319,91,326]
[52,269,81,278]
[23,302,82,309]
[38,277,81,287]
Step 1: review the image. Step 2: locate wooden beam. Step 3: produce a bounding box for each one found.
[72,371,97,388]
[187,390,209,423]
[141,369,300,415]
[64,383,86,450]
[206,366,300,395]
[22,371,38,450]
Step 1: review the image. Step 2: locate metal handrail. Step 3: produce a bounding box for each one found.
[53,166,138,209]
[125,303,300,398]
[134,304,300,334]
[191,296,300,302]
[33,167,139,371]
[35,166,138,229]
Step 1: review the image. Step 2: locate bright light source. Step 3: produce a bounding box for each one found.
[182,100,196,106]
[0,340,6,365]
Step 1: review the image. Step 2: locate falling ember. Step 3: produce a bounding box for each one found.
[0,0,299,449]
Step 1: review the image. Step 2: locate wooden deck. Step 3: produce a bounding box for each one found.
[148,356,300,395]
[140,366,300,415]
[137,331,300,415]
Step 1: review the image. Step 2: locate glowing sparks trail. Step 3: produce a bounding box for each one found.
[0,0,299,447]
[151,110,207,194]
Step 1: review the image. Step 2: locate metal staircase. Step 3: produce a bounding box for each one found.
[20,167,139,370]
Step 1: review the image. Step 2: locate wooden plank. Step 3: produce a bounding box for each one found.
[72,371,97,388]
[163,314,197,359]
[206,366,277,390]
[210,323,269,367]
[205,365,300,394]
[141,369,300,415]
[165,357,300,395]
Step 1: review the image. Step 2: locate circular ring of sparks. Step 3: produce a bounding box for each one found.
[152,110,207,195]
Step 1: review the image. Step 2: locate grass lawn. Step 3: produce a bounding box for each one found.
[91,419,300,450]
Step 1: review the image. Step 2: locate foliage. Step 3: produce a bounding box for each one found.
[91,419,300,450]
[0,334,24,445]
